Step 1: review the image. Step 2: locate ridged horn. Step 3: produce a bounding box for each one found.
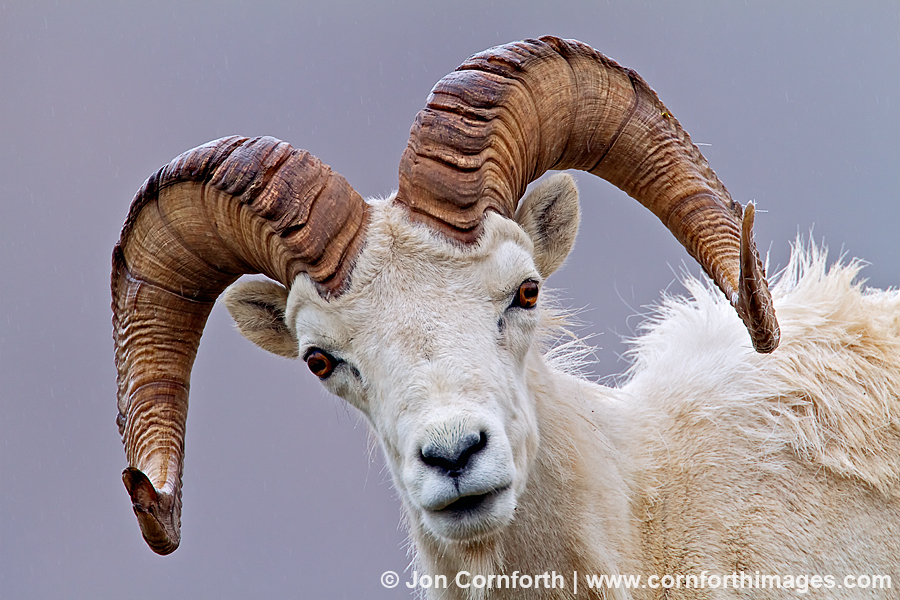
[397,36,779,353]
[112,136,368,554]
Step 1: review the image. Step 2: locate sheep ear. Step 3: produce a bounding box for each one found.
[515,173,580,279]
[224,280,298,358]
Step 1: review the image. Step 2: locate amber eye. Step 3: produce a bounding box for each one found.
[304,349,337,379]
[512,280,539,309]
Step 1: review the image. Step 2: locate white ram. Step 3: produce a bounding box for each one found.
[111,37,899,598]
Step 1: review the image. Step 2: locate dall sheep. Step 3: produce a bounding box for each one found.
[112,37,900,598]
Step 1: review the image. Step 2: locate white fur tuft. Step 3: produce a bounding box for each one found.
[622,240,900,495]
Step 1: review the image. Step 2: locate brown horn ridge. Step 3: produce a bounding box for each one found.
[112,136,368,554]
[397,36,779,353]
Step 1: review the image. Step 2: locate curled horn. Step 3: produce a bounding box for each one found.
[112,136,368,554]
[397,36,779,353]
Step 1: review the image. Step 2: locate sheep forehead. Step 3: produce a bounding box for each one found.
[352,198,537,292]
[287,200,540,339]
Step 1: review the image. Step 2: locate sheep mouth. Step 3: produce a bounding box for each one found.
[431,485,510,516]
[422,484,516,540]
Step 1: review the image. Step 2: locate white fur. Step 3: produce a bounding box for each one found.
[227,182,900,598]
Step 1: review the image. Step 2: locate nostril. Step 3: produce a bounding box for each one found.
[420,431,488,477]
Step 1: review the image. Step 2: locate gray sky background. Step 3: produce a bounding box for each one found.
[1,2,898,598]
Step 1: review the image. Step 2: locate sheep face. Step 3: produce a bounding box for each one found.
[225,175,579,542]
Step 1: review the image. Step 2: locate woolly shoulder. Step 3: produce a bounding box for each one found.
[623,243,900,495]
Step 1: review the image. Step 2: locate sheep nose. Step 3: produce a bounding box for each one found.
[420,431,487,478]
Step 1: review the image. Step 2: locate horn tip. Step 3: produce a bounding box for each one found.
[738,202,780,354]
[122,467,181,555]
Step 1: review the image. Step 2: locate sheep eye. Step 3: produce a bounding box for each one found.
[512,280,539,309]
[304,348,337,379]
